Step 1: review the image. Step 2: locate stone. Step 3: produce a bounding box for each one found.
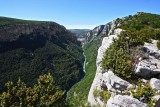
[135,58,160,78]
[153,95,160,100]
[135,40,160,78]
[150,78,160,90]
[102,70,132,92]
[107,95,148,107]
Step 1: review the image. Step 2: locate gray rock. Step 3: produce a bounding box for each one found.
[135,40,160,78]
[135,58,160,78]
[85,20,121,43]
[107,95,148,107]
[150,78,160,90]
[153,95,160,100]
[102,70,132,92]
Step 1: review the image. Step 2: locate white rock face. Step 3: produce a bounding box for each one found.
[135,40,160,78]
[150,78,160,90]
[88,34,118,105]
[107,95,148,107]
[114,28,123,35]
[87,28,131,106]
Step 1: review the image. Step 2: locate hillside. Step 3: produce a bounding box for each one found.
[0,17,84,92]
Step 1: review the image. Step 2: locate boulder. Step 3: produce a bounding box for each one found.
[107,95,148,107]
[135,57,160,78]
[153,95,160,100]
[101,70,132,92]
[135,41,160,78]
[150,78,160,90]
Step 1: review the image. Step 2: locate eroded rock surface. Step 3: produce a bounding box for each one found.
[107,95,148,107]
[135,40,160,78]
[150,78,160,90]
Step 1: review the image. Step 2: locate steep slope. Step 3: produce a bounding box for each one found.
[0,17,84,92]
[88,12,160,107]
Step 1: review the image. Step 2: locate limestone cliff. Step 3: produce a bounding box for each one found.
[87,12,160,107]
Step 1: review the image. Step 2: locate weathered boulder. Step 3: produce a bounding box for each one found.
[153,95,160,100]
[150,78,160,90]
[101,70,132,92]
[135,40,160,78]
[135,58,160,78]
[107,95,148,107]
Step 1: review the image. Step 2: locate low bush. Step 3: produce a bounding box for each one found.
[93,89,110,103]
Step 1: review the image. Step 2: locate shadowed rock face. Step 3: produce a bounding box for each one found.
[0,23,80,52]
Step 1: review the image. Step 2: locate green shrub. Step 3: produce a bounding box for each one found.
[102,32,133,80]
[93,89,110,103]
[0,73,68,107]
[157,40,160,49]
[131,80,155,107]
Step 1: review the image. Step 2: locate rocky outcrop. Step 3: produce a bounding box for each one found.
[88,28,127,106]
[87,34,118,105]
[87,13,160,107]
[135,40,160,78]
[87,26,150,106]
[85,25,104,43]
[85,20,121,43]
[107,95,148,107]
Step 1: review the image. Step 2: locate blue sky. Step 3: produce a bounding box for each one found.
[0,0,160,29]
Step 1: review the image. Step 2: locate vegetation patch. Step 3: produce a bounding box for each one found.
[130,80,156,107]
[93,89,110,103]
[0,73,69,107]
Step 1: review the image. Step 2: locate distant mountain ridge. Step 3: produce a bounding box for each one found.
[69,29,90,37]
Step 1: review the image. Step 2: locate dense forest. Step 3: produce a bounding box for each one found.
[0,17,84,93]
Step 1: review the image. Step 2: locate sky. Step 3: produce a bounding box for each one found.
[0,0,160,29]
